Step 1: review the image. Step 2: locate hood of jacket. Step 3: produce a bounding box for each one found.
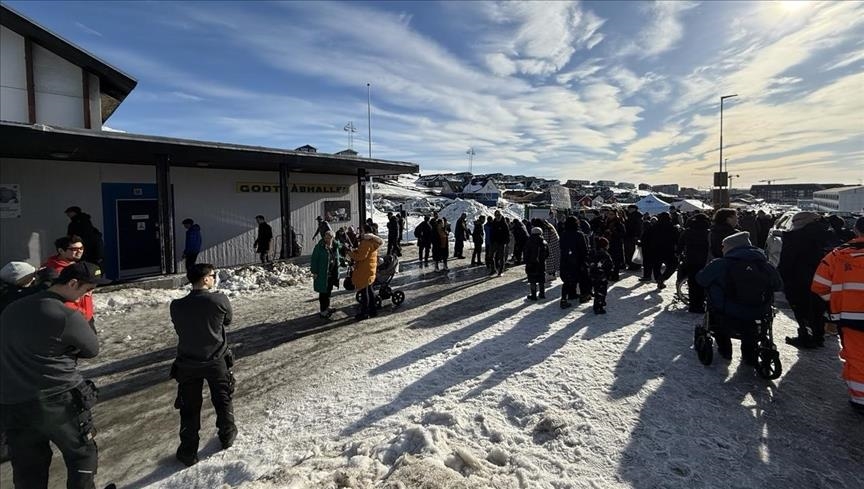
[724,245,768,262]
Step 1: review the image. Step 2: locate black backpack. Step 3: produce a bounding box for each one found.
[724,258,773,307]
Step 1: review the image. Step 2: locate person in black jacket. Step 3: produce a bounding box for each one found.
[639,214,654,281]
[453,213,470,259]
[559,216,589,308]
[471,216,486,266]
[778,212,834,348]
[624,205,643,270]
[709,208,739,259]
[254,215,273,264]
[169,263,236,467]
[386,213,400,256]
[510,218,529,264]
[489,211,510,276]
[524,227,549,300]
[1,262,108,489]
[605,210,627,280]
[646,212,679,289]
[677,213,710,313]
[64,206,104,265]
[590,237,614,314]
[415,216,433,267]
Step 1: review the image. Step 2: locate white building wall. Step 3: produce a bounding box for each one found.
[0,25,28,123]
[840,188,864,213]
[32,44,85,127]
[0,158,155,266]
[0,159,362,274]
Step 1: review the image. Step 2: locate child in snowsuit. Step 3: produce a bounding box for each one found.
[524,227,549,300]
[590,237,614,314]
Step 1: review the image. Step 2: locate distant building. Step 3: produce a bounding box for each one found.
[618,182,636,189]
[565,179,591,188]
[813,185,864,212]
[651,184,679,195]
[440,180,465,196]
[576,196,594,208]
[294,144,317,153]
[595,180,616,187]
[334,148,359,156]
[749,183,844,203]
[417,174,455,188]
[461,178,501,206]
[638,183,651,191]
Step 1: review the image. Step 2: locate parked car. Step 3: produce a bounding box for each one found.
[764,211,797,266]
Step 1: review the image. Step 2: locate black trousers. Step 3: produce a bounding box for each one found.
[471,242,483,264]
[358,285,376,316]
[419,244,431,265]
[174,358,236,456]
[185,253,199,272]
[318,290,332,312]
[387,238,400,256]
[490,242,507,274]
[561,278,577,302]
[513,239,525,264]
[454,239,464,258]
[711,315,758,364]
[652,255,677,283]
[258,252,271,264]
[788,291,826,340]
[624,238,637,267]
[593,279,608,310]
[1,383,98,489]
[683,264,706,311]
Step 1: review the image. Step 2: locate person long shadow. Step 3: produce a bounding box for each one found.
[343,299,585,436]
[578,285,664,341]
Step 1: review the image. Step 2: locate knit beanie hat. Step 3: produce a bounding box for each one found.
[531,227,543,235]
[596,237,609,248]
[722,231,751,253]
[791,211,820,230]
[1,261,35,285]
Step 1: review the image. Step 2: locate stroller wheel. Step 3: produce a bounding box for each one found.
[694,327,713,366]
[756,347,782,380]
[355,291,362,303]
[375,296,383,309]
[391,290,405,307]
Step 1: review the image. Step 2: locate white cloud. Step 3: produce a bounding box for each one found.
[479,1,606,76]
[620,1,699,58]
[74,21,103,37]
[824,49,864,71]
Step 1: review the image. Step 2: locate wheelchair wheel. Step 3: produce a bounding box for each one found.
[694,328,714,366]
[756,348,782,380]
[391,290,405,307]
[676,279,689,303]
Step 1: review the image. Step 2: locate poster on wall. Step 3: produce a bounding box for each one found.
[323,200,351,223]
[0,184,22,219]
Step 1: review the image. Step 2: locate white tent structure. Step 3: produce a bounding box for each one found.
[635,194,671,215]
[672,199,713,213]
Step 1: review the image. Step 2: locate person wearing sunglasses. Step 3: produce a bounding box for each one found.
[1,261,110,489]
[42,236,96,328]
[169,263,236,467]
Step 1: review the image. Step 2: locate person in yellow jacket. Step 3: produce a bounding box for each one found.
[811,216,864,414]
[351,224,384,321]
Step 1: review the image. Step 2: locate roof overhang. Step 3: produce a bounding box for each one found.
[0,121,420,177]
[1,4,137,122]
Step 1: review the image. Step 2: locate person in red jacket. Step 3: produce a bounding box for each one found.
[42,236,95,324]
[811,217,864,414]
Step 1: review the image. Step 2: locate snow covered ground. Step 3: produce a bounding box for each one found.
[3,247,861,489]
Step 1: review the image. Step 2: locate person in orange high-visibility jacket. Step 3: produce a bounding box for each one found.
[811,217,864,414]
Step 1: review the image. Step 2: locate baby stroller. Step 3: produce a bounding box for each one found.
[693,307,782,379]
[355,254,405,308]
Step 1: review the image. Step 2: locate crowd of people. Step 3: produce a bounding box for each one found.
[1,203,862,488]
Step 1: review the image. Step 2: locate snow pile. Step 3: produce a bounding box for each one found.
[93,262,312,316]
[439,199,522,224]
[217,262,311,293]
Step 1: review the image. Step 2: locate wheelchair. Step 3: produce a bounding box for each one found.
[693,307,782,380]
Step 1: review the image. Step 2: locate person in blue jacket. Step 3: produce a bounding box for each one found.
[181,218,202,272]
[696,231,783,364]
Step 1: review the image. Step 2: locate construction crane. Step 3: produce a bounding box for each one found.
[758,178,795,185]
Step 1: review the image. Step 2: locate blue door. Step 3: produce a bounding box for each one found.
[102,183,160,279]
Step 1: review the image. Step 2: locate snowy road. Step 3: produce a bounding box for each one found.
[2,248,863,488]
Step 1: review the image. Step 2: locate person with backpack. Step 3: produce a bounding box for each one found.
[696,232,783,365]
[589,237,614,314]
[779,212,835,348]
[471,216,486,266]
[523,227,549,300]
[414,216,433,268]
[811,217,864,414]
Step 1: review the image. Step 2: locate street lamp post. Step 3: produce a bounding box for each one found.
[718,94,737,207]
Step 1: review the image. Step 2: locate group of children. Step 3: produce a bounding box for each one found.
[523,227,613,315]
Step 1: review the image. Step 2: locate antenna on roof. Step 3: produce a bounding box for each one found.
[466,147,475,174]
[343,121,356,150]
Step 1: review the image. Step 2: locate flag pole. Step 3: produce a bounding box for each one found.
[367,83,373,219]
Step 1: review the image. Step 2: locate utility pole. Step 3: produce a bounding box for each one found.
[343,121,356,150]
[716,94,738,208]
[466,147,475,174]
[366,83,374,218]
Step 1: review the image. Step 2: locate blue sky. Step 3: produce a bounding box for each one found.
[6,0,863,187]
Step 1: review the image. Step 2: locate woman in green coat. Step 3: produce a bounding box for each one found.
[311,230,340,318]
